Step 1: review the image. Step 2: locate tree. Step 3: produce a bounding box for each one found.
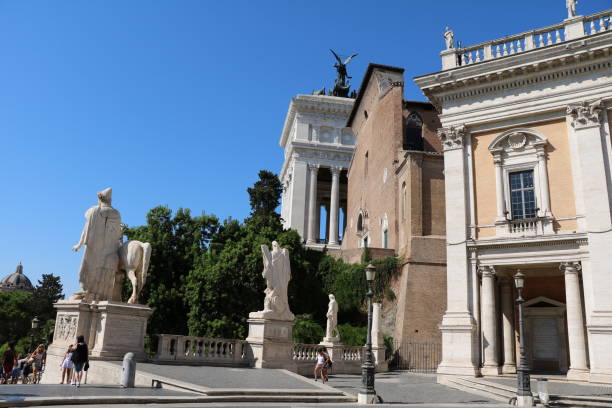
[124,206,219,335]
[32,274,64,322]
[0,291,34,346]
[247,170,283,218]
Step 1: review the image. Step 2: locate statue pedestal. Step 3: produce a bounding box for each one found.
[48,300,152,361]
[245,317,295,369]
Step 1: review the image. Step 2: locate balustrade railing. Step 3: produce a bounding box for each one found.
[292,343,364,363]
[508,218,538,236]
[446,9,611,69]
[154,334,248,364]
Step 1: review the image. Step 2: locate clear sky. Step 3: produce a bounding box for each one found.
[1,0,608,296]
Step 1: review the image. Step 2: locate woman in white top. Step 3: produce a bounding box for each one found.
[313,349,326,382]
[60,345,74,384]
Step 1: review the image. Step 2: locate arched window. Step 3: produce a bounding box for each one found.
[357,213,364,234]
[404,112,424,151]
[401,182,407,220]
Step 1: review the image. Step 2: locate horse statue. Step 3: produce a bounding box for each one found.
[112,240,152,304]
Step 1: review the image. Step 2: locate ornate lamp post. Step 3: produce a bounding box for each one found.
[513,271,533,407]
[358,264,377,404]
[30,316,39,352]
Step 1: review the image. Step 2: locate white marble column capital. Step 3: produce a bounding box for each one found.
[307,163,320,172]
[567,99,603,129]
[478,265,496,278]
[560,261,582,275]
[330,166,342,176]
[437,125,468,152]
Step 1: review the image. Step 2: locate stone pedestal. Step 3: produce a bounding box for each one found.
[245,318,295,370]
[48,300,152,362]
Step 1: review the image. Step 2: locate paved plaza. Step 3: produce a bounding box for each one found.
[484,376,612,397]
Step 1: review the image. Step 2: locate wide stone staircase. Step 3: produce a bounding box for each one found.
[439,375,612,407]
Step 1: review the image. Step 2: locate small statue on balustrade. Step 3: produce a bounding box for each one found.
[324,294,340,342]
[444,26,455,49]
[566,0,578,19]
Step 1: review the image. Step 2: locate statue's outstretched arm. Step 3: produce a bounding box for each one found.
[72,219,88,251]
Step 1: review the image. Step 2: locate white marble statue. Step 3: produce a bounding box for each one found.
[443,26,455,49]
[250,241,294,321]
[566,0,578,18]
[72,188,123,301]
[325,294,339,341]
[72,188,151,304]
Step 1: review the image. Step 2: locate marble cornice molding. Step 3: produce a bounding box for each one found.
[292,148,352,164]
[567,99,604,129]
[415,32,612,109]
[437,125,468,151]
[467,234,588,251]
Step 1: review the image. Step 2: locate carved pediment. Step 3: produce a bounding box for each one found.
[488,128,547,154]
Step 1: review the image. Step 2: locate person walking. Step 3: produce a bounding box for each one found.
[60,345,74,384]
[70,335,88,387]
[29,345,46,384]
[2,344,16,384]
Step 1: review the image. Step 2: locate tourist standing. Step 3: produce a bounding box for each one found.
[71,335,88,387]
[314,349,326,382]
[60,345,74,384]
[29,345,46,384]
[2,344,16,384]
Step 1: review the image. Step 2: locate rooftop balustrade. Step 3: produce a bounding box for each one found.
[441,10,611,70]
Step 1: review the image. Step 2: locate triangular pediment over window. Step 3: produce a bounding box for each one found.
[524,296,565,308]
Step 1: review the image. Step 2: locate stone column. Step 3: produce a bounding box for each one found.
[536,149,550,216]
[567,101,612,382]
[436,125,479,376]
[480,266,500,375]
[493,154,506,222]
[329,166,341,245]
[306,164,319,244]
[500,278,516,373]
[561,261,589,380]
[324,204,330,243]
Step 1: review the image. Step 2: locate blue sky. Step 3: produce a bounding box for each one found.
[0,0,608,296]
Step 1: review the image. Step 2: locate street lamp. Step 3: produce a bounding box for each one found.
[358,264,377,404]
[513,271,533,407]
[30,316,39,352]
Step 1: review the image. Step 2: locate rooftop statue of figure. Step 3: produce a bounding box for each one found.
[444,26,455,49]
[566,0,578,19]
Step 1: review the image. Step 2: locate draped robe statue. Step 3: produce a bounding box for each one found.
[249,241,294,321]
[566,0,577,18]
[71,188,122,301]
[325,294,339,341]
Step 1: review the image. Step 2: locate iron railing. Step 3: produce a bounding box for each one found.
[390,341,441,373]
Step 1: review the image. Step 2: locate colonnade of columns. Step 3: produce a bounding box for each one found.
[478,262,588,376]
[306,164,345,246]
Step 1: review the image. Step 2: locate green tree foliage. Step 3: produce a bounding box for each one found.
[337,323,367,346]
[0,291,34,345]
[124,206,219,335]
[247,170,283,218]
[292,314,324,344]
[31,274,64,322]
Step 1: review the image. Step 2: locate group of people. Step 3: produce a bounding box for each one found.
[59,335,89,387]
[314,348,333,383]
[1,344,46,384]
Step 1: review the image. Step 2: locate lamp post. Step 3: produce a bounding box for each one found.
[358,264,377,404]
[30,316,39,352]
[513,271,533,407]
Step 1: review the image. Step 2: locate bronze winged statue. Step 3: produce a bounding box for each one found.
[330,49,358,97]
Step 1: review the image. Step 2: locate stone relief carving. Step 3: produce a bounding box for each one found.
[437,125,468,151]
[567,100,603,129]
[506,132,528,149]
[55,314,78,342]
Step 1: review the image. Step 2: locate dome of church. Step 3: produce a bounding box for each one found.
[0,263,34,291]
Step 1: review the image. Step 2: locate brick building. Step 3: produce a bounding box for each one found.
[341,64,447,350]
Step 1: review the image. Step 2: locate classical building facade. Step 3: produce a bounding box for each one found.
[342,64,447,347]
[415,9,612,382]
[279,94,355,249]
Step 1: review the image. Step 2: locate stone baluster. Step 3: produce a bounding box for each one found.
[509,41,515,54]
[502,43,508,56]
[516,39,523,53]
[555,29,562,43]
[524,33,535,50]
[547,31,552,45]
[560,262,589,380]
[475,49,481,62]
[590,20,596,35]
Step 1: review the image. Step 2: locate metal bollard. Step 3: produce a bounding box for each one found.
[120,352,136,388]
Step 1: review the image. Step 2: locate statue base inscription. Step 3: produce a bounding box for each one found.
[245,318,296,370]
[48,300,152,361]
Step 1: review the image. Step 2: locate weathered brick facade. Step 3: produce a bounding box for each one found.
[341,64,447,347]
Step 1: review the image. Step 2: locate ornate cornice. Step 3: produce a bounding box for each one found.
[468,234,588,251]
[567,99,604,129]
[437,125,468,151]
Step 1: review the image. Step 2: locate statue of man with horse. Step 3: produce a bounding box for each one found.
[71,188,151,304]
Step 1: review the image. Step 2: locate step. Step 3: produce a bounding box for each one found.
[551,395,612,407]
[203,388,346,396]
[439,375,515,403]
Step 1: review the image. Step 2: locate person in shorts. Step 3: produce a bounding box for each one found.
[70,335,88,387]
[2,344,16,383]
[29,345,45,384]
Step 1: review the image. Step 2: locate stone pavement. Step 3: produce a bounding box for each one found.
[324,371,502,405]
[0,384,196,399]
[484,376,612,396]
